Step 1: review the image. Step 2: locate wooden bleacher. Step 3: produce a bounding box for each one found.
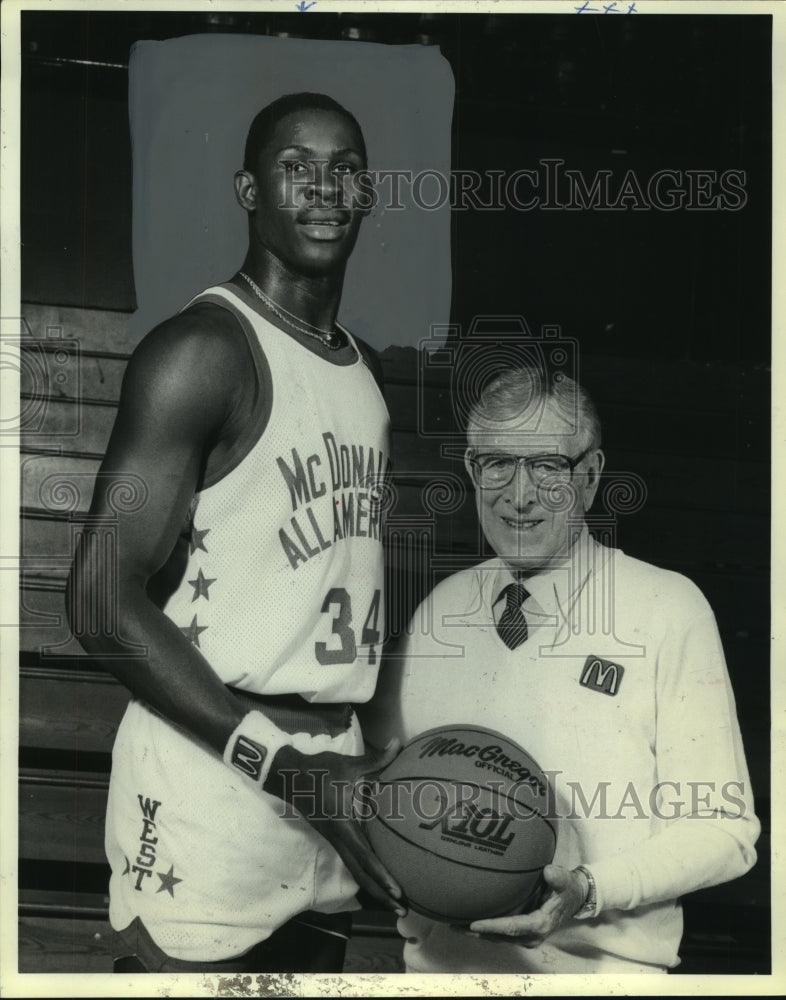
[17,302,769,974]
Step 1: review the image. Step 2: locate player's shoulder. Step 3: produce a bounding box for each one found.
[610,545,714,619]
[120,300,251,429]
[133,299,246,369]
[128,300,252,399]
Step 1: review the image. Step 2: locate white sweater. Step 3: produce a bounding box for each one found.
[367,534,759,972]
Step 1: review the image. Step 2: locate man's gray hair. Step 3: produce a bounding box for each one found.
[467,367,602,451]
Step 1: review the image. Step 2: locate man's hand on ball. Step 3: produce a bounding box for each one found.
[264,740,407,917]
[468,864,587,946]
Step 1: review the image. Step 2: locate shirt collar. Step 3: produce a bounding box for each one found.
[489,526,600,619]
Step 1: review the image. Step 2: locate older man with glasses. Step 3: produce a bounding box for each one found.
[364,365,759,975]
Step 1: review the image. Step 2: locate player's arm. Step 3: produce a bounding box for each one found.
[67,311,250,748]
[67,312,403,912]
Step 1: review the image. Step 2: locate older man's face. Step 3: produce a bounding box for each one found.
[465,400,603,574]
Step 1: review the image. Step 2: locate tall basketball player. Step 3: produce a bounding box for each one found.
[67,93,403,973]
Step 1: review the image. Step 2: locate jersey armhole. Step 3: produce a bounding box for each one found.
[192,291,274,490]
[339,328,385,393]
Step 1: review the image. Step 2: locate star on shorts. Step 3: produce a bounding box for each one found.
[156,865,183,898]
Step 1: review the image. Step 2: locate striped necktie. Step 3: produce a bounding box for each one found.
[496,582,530,650]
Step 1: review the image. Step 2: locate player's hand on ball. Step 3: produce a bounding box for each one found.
[265,739,407,917]
[468,864,586,946]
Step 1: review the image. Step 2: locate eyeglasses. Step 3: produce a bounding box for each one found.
[469,447,594,490]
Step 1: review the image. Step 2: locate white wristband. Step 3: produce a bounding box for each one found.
[223,710,292,788]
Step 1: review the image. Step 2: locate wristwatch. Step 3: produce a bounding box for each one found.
[573,865,598,919]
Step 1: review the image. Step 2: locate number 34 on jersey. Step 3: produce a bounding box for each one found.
[316,587,382,666]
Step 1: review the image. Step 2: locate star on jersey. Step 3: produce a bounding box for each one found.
[189,525,210,555]
[156,864,183,898]
[189,568,216,602]
[180,614,208,647]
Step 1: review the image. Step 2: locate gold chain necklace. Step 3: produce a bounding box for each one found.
[238,272,342,350]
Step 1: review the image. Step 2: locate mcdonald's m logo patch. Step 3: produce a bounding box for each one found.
[230,735,267,780]
[579,656,625,696]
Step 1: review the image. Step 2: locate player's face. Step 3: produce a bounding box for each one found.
[465,402,603,574]
[247,108,367,277]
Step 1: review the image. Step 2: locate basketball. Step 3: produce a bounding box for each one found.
[360,724,557,924]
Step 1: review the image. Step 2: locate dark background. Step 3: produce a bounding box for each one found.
[18,8,771,976]
[21,10,771,364]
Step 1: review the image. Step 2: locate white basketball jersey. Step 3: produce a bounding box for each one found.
[162,284,391,703]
